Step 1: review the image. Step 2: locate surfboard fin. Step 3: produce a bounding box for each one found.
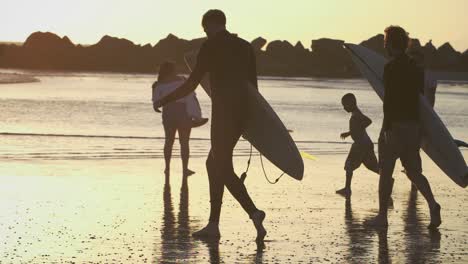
[300,151,317,161]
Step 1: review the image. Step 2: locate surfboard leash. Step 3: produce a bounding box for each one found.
[240,144,253,182]
[240,143,284,184]
[260,153,285,184]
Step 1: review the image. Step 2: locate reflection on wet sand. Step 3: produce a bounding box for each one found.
[344,198,383,263]
[176,176,195,260]
[376,228,390,264]
[158,174,221,263]
[402,188,441,264]
[253,241,265,264]
[343,189,443,264]
[157,174,269,263]
[158,175,176,262]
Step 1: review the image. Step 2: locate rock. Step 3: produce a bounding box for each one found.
[461,51,468,70]
[294,41,306,51]
[409,38,422,50]
[261,40,295,75]
[424,40,437,53]
[436,42,461,69]
[92,35,136,50]
[0,31,465,77]
[310,38,355,77]
[266,40,295,58]
[18,32,76,70]
[251,37,267,51]
[360,34,386,56]
[421,40,438,67]
[23,31,74,50]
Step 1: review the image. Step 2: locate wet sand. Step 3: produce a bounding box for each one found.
[0,72,39,84]
[0,151,466,263]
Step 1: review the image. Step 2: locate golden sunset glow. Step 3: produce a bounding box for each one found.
[2,0,468,50]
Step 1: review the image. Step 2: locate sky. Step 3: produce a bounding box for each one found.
[2,0,468,51]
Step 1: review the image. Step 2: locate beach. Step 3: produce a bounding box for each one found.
[0,72,39,84]
[0,71,467,263]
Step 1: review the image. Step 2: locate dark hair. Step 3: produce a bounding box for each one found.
[202,9,226,27]
[407,41,425,63]
[157,61,176,83]
[384,26,410,51]
[408,48,424,62]
[342,93,356,105]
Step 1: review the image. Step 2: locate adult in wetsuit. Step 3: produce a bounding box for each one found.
[154,9,266,241]
[365,26,441,229]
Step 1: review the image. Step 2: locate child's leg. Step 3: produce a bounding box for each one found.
[345,170,353,190]
[163,123,177,174]
[363,148,379,174]
[178,126,193,175]
[337,144,361,195]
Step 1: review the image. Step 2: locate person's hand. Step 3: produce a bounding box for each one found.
[153,101,162,113]
[340,132,350,140]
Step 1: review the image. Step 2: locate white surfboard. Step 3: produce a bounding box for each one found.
[184,51,304,180]
[345,43,467,188]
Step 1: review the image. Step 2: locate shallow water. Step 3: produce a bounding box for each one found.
[0,70,467,263]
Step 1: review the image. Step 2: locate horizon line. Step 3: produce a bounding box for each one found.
[2,31,467,53]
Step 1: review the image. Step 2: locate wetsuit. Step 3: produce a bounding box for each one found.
[378,54,436,211]
[159,30,259,222]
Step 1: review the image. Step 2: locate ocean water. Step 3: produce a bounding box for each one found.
[0,70,466,160]
[0,70,467,263]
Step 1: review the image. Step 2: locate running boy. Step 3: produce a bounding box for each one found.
[337,93,379,196]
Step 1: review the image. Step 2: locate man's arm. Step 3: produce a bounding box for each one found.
[248,45,258,90]
[158,45,209,107]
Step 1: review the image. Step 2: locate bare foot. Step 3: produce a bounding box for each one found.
[428,203,442,229]
[251,210,267,242]
[192,223,220,240]
[336,188,351,197]
[363,214,388,228]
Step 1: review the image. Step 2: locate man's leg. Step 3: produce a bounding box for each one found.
[401,146,441,228]
[402,123,441,228]
[365,133,397,227]
[192,150,223,239]
[364,147,395,207]
[221,153,258,217]
[206,150,224,223]
[406,171,438,207]
[216,126,266,241]
[378,156,397,219]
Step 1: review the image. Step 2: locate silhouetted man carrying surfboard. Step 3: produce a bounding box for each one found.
[365,26,441,229]
[154,9,266,241]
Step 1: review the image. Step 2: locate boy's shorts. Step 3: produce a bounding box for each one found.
[345,143,378,172]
